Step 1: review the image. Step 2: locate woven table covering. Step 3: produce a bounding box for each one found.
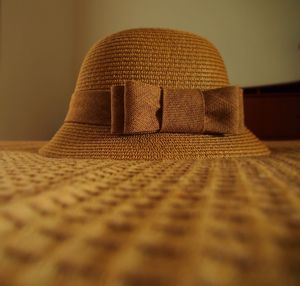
[0,141,299,286]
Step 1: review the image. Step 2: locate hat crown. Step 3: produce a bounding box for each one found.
[75,28,229,91]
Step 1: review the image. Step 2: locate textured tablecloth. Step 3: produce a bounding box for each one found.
[0,141,299,286]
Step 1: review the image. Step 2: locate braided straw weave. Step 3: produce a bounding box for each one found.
[39,28,269,159]
[0,141,300,285]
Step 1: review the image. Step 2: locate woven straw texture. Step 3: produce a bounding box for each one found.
[40,28,270,159]
[1,141,300,286]
[75,28,228,91]
[41,124,269,159]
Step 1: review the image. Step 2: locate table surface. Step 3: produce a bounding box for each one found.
[0,140,299,286]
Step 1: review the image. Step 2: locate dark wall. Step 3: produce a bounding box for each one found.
[244,81,300,140]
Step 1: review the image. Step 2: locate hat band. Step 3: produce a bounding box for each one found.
[65,81,244,135]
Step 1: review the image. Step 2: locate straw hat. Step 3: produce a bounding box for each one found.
[39,28,270,159]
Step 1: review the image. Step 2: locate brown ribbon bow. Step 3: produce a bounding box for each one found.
[66,81,244,135]
[111,81,244,135]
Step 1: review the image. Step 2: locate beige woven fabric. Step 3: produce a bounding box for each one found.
[39,28,270,159]
[1,141,300,286]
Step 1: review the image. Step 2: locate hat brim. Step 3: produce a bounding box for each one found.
[39,122,270,159]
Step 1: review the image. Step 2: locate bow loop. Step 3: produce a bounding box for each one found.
[111,81,161,134]
[204,86,244,134]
